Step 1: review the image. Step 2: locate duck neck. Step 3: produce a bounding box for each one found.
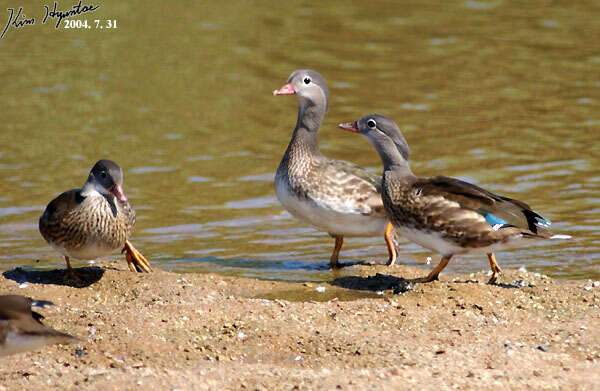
[81,179,118,216]
[384,161,414,179]
[288,100,324,157]
[379,146,414,179]
[81,178,101,198]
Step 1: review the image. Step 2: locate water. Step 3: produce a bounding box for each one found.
[0,1,598,282]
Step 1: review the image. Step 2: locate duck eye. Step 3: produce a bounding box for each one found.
[100,171,107,179]
[303,77,311,84]
[367,119,377,129]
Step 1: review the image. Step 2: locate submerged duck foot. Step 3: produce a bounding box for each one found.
[330,261,349,270]
[330,260,376,270]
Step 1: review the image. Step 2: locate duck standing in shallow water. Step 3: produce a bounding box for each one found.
[0,295,78,356]
[340,114,571,283]
[39,159,152,275]
[273,70,398,268]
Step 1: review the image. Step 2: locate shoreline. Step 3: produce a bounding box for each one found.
[0,262,598,390]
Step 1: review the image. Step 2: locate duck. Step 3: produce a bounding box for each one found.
[339,114,571,283]
[0,295,78,356]
[273,70,398,268]
[39,159,152,275]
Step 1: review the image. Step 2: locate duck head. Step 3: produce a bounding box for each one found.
[339,114,411,171]
[86,159,127,202]
[273,69,329,113]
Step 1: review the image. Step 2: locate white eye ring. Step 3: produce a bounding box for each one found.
[303,76,311,84]
[366,119,377,129]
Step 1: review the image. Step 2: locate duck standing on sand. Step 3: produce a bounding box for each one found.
[0,295,78,356]
[339,114,571,283]
[39,159,152,275]
[273,70,398,268]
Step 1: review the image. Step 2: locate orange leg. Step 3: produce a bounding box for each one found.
[414,255,452,283]
[330,236,343,269]
[64,256,76,277]
[384,222,398,266]
[487,253,502,283]
[122,240,152,273]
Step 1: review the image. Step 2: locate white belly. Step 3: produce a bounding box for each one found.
[52,242,117,260]
[397,227,464,256]
[275,179,387,237]
[397,227,532,256]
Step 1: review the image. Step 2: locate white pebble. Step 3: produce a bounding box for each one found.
[426,257,431,265]
[18,283,28,289]
[295,356,302,361]
[584,286,592,291]
[593,281,600,288]
[237,332,246,339]
[376,291,384,296]
[492,317,499,324]
[519,266,527,273]
[88,260,95,264]
[316,286,326,293]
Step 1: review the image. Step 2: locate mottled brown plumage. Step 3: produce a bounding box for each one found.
[39,160,151,274]
[274,70,397,268]
[341,114,571,283]
[277,141,385,218]
[40,189,135,259]
[382,172,547,251]
[0,295,77,356]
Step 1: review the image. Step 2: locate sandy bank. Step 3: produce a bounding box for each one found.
[0,262,598,390]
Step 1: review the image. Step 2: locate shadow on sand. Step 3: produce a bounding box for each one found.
[332,272,528,293]
[331,273,415,294]
[3,266,106,288]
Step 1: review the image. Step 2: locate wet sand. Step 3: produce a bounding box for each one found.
[0,262,598,390]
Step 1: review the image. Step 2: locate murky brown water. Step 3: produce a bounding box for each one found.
[1,0,598,281]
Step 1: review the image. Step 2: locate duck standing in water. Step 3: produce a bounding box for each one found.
[273,70,398,268]
[340,114,571,283]
[0,295,78,356]
[39,159,152,275]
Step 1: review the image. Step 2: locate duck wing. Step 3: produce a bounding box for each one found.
[415,176,551,235]
[306,158,384,216]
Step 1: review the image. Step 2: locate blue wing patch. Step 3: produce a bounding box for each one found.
[484,213,511,231]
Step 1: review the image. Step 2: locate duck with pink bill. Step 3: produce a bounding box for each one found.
[273,70,400,268]
[339,114,571,283]
[39,159,152,276]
